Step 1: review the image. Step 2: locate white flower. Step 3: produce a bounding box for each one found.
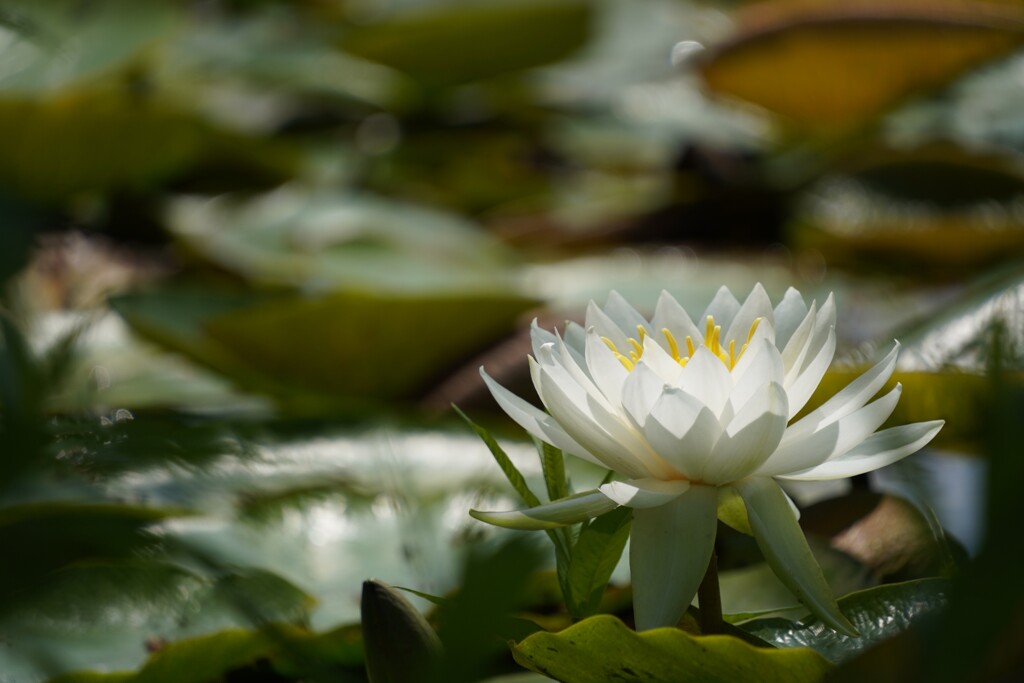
[472,285,944,633]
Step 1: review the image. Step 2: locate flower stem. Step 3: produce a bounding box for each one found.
[697,549,723,635]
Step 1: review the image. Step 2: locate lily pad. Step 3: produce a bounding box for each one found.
[698,2,1024,128]
[741,578,951,664]
[340,0,591,87]
[512,614,832,683]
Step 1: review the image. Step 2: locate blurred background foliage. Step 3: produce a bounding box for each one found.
[1,0,1023,680]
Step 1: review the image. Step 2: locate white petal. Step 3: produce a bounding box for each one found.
[761,384,903,476]
[533,320,587,374]
[603,290,651,336]
[586,300,629,352]
[564,321,586,356]
[773,287,809,349]
[701,382,788,485]
[530,319,559,358]
[480,368,605,468]
[806,293,837,363]
[676,347,732,417]
[538,363,669,479]
[585,327,630,405]
[470,490,619,530]
[780,420,944,481]
[786,343,900,441]
[641,334,684,384]
[621,362,666,429]
[728,338,784,417]
[736,477,857,636]
[702,285,741,332]
[599,477,690,508]
[781,301,817,379]
[724,283,773,347]
[651,290,702,346]
[630,485,718,630]
[643,388,721,479]
[785,326,836,419]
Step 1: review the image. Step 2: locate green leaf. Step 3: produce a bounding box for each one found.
[512,615,833,683]
[565,506,631,619]
[456,408,542,508]
[539,442,569,503]
[340,0,591,86]
[741,578,951,664]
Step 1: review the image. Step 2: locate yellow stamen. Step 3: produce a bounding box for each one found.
[628,337,644,358]
[636,325,648,342]
[685,335,696,357]
[602,336,636,371]
[747,317,762,343]
[729,339,736,367]
[662,328,682,362]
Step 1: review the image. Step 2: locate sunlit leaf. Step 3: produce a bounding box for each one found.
[512,614,833,683]
[565,506,631,619]
[699,2,1024,128]
[741,578,951,664]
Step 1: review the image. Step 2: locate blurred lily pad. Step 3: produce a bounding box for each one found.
[790,148,1024,275]
[167,188,523,293]
[0,0,179,95]
[698,2,1024,128]
[111,285,536,408]
[340,0,591,87]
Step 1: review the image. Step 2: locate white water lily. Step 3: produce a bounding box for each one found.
[472,285,944,633]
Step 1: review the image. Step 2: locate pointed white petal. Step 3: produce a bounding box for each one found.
[651,290,702,345]
[600,477,690,508]
[773,287,809,349]
[537,363,661,478]
[725,283,773,347]
[676,347,732,417]
[761,384,903,476]
[621,361,667,429]
[780,420,944,481]
[736,477,857,636]
[530,319,559,358]
[480,368,605,468]
[806,294,837,363]
[585,327,630,405]
[586,300,629,352]
[701,382,788,484]
[564,321,587,356]
[787,343,900,441]
[631,485,718,630]
[728,339,784,416]
[702,286,741,332]
[643,388,721,479]
[785,326,836,419]
[641,334,684,384]
[604,290,651,336]
[470,490,618,530]
[781,301,817,379]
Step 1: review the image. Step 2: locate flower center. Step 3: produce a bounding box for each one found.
[602,316,761,372]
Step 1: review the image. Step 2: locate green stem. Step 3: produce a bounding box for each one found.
[697,549,723,635]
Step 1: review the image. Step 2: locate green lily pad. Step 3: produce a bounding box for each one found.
[512,614,833,683]
[340,0,591,87]
[741,578,951,664]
